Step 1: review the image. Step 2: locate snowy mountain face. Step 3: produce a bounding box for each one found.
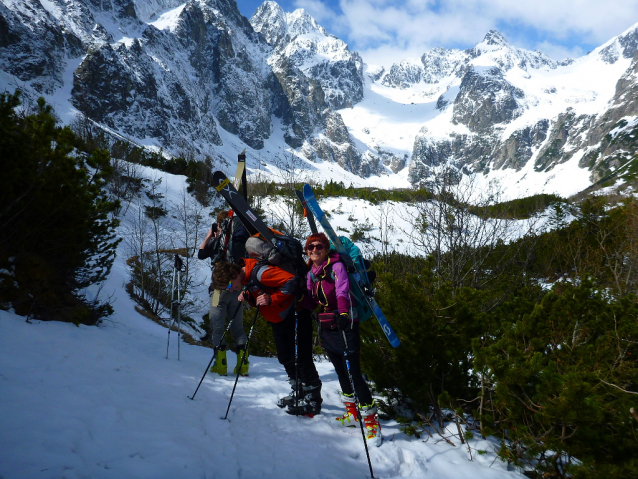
[363,27,638,193]
[0,0,373,175]
[1,1,638,195]
[249,1,377,176]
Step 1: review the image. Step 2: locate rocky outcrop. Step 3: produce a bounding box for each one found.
[402,24,638,188]
[451,66,524,133]
[302,111,385,177]
[0,0,371,176]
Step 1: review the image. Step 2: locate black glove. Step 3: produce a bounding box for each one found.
[337,312,352,331]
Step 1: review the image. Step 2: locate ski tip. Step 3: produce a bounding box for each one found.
[390,338,401,348]
[302,184,313,196]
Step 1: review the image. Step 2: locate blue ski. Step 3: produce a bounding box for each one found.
[302,184,400,348]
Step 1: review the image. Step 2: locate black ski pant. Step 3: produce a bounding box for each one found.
[270,308,321,388]
[321,322,373,406]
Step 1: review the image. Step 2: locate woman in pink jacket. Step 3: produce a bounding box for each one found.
[305,232,382,446]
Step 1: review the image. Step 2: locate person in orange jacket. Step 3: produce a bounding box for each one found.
[212,259,322,416]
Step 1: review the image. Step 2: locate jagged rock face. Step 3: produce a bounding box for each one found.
[251,2,364,110]
[271,55,328,148]
[599,27,638,64]
[251,1,366,166]
[382,31,556,91]
[0,1,84,94]
[69,0,274,150]
[382,48,465,89]
[402,25,638,188]
[579,51,638,180]
[451,66,524,133]
[301,111,385,178]
[0,0,371,176]
[493,120,550,170]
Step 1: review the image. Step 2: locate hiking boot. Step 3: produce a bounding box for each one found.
[233,347,249,376]
[361,401,383,447]
[286,382,322,417]
[336,393,358,427]
[210,349,227,376]
[277,379,300,408]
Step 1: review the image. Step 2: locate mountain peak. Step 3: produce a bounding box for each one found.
[286,8,328,37]
[480,30,509,47]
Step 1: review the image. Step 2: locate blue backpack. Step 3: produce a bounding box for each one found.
[330,236,374,322]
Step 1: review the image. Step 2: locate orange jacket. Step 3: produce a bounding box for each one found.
[243,258,298,323]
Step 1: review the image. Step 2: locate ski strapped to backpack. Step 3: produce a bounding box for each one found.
[213,170,309,283]
[295,189,318,234]
[302,184,400,348]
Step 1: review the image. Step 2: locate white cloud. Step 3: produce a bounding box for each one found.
[290,0,638,67]
[292,0,339,23]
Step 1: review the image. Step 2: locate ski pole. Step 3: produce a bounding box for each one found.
[294,308,300,411]
[222,306,260,420]
[339,326,374,479]
[176,255,182,361]
[167,254,184,360]
[188,304,239,400]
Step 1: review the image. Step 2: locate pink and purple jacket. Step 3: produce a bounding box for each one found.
[306,253,352,316]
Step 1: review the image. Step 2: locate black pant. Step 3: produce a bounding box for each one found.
[270,309,321,387]
[321,322,373,406]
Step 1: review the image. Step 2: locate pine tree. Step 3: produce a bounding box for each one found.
[0,91,119,324]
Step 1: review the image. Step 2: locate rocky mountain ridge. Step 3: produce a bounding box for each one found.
[367,25,638,189]
[1,1,638,195]
[0,0,374,174]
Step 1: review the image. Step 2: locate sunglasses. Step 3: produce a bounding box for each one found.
[307,243,325,251]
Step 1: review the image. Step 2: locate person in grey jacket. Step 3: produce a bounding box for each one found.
[198,210,250,376]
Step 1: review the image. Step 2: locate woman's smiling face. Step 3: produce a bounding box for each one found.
[307,241,328,265]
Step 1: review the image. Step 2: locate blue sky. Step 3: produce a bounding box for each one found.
[237,1,638,67]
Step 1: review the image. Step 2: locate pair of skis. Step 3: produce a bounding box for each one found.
[212,169,399,348]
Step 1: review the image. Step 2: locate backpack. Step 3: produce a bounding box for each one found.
[245,234,309,295]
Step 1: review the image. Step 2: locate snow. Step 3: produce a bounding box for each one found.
[1,2,636,205]
[0,274,522,479]
[149,4,186,32]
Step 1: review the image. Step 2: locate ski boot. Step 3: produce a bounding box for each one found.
[277,379,301,408]
[286,382,322,417]
[361,401,383,447]
[210,348,227,376]
[233,346,249,376]
[336,393,358,427]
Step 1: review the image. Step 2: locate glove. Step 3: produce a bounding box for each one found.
[337,312,352,331]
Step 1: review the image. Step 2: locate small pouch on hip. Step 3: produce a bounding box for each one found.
[318,312,337,330]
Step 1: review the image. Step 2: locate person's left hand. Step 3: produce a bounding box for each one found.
[337,313,352,331]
